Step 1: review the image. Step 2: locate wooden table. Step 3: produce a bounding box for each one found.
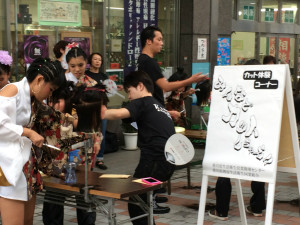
[183,129,207,140]
[39,171,163,225]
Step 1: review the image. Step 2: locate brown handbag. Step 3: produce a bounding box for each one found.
[0,166,11,186]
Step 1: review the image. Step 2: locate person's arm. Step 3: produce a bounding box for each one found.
[22,128,44,148]
[0,84,44,147]
[182,88,195,99]
[156,73,208,92]
[103,108,131,120]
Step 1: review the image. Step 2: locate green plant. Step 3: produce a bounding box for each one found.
[121,101,138,133]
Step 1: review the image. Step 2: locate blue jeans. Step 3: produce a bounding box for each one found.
[96,119,107,160]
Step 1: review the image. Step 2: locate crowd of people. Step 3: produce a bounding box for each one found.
[0,23,286,225]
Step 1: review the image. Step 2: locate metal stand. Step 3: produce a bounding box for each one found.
[70,135,94,207]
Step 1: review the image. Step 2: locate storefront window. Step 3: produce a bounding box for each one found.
[232,0,235,18]
[259,36,276,63]
[106,0,125,69]
[0,0,6,50]
[9,0,104,81]
[261,0,278,22]
[238,0,258,21]
[231,32,255,65]
[281,1,298,24]
[157,0,177,70]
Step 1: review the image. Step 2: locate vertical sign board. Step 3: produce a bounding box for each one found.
[203,65,287,183]
[198,64,300,224]
[197,38,207,60]
[124,0,158,76]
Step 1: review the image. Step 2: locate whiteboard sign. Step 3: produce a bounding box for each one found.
[203,65,288,183]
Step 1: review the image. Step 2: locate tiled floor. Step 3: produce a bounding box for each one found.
[31,146,300,225]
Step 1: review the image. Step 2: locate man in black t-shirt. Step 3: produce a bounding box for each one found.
[138,26,208,107]
[103,71,176,225]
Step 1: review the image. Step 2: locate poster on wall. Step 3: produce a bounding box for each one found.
[197,38,207,60]
[38,0,81,26]
[203,65,287,183]
[217,38,231,65]
[61,32,92,57]
[24,35,49,64]
[124,0,158,76]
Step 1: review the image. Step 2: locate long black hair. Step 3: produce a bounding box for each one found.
[26,58,65,87]
[195,80,211,106]
[72,83,109,133]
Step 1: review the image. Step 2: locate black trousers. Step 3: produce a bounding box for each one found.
[128,158,175,225]
[215,177,266,216]
[42,190,96,225]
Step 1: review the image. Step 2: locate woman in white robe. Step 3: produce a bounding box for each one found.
[0,57,64,225]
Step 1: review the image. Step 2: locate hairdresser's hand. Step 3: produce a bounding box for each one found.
[23,128,44,148]
[168,110,181,120]
[117,85,123,91]
[94,142,100,155]
[187,88,195,95]
[190,72,208,83]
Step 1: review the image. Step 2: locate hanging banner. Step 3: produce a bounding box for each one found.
[279,37,290,64]
[124,0,158,76]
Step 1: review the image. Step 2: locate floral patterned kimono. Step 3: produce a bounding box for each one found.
[24,100,101,199]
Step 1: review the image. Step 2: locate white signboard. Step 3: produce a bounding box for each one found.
[203,65,287,183]
[197,38,207,60]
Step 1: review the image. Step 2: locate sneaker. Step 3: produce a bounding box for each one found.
[153,201,170,214]
[96,160,108,170]
[245,205,263,217]
[208,209,228,221]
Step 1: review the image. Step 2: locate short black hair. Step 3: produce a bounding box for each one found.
[195,80,211,106]
[140,26,162,49]
[168,67,188,82]
[263,55,276,64]
[66,47,87,63]
[0,63,10,76]
[244,59,260,65]
[124,71,154,94]
[53,40,69,59]
[88,52,103,66]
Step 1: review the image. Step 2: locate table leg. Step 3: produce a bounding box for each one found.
[187,165,191,188]
[107,198,116,225]
[147,191,153,225]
